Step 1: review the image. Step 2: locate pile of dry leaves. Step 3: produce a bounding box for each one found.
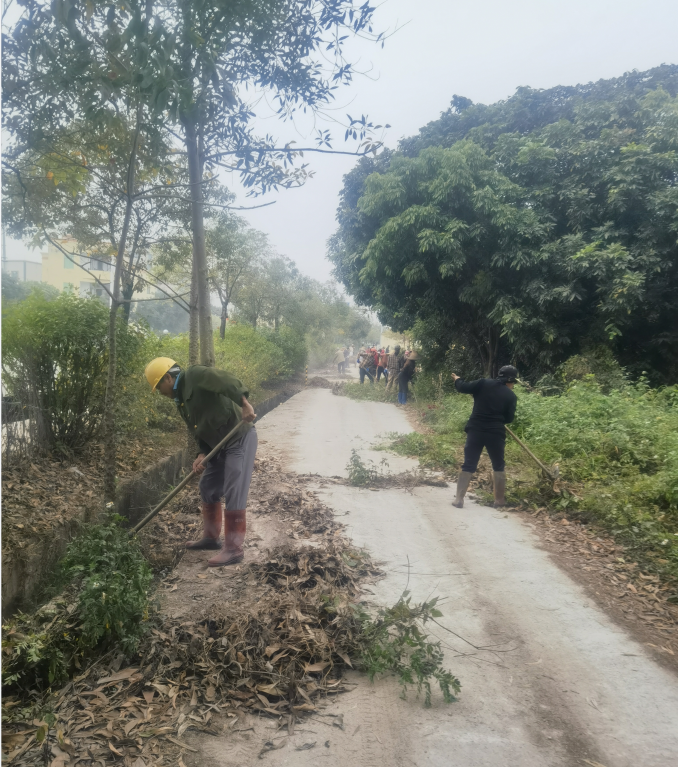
[306,377,332,389]
[249,458,342,537]
[2,453,385,766]
[2,543,381,766]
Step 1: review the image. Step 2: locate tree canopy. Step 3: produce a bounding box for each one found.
[4,0,388,367]
[330,65,678,382]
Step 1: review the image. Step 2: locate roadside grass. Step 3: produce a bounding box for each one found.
[343,376,678,588]
[340,380,397,402]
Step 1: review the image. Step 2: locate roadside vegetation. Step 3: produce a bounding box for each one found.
[3,519,152,692]
[2,285,369,457]
[0,281,386,742]
[330,65,678,593]
[341,365,678,589]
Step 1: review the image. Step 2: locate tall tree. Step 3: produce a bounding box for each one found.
[3,1,181,498]
[2,116,191,322]
[332,68,678,382]
[332,142,547,377]
[5,0,388,369]
[262,256,299,331]
[207,213,270,338]
[146,0,386,364]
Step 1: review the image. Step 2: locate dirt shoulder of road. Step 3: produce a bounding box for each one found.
[519,508,678,672]
[1,427,181,558]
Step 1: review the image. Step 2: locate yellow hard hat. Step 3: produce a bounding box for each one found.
[145,357,176,390]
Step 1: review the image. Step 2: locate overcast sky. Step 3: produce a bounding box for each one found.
[5,0,678,276]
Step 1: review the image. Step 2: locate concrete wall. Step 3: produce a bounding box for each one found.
[2,259,42,282]
[42,239,111,294]
[1,388,298,616]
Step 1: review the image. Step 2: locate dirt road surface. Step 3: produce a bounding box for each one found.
[197,388,678,767]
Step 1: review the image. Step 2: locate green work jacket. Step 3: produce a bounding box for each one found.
[174,365,249,455]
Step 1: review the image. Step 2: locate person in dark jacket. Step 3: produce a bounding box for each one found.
[450,365,518,508]
[145,357,257,567]
[397,352,418,405]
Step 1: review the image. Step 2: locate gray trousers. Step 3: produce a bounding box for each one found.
[199,427,258,509]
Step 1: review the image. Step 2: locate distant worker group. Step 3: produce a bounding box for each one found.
[335,344,420,405]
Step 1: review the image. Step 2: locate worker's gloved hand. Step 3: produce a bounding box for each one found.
[241,397,256,423]
[193,454,207,474]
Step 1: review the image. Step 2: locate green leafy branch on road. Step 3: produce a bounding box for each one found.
[346,449,390,486]
[357,592,461,707]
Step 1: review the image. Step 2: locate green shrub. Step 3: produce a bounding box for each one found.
[115,322,177,434]
[536,347,629,395]
[213,325,285,401]
[259,325,307,376]
[2,519,152,692]
[61,519,153,652]
[1,276,59,304]
[2,291,110,453]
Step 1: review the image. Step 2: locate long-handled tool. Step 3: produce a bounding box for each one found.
[505,425,559,488]
[130,420,250,535]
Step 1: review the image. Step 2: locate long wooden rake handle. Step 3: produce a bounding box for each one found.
[505,425,558,483]
[129,420,250,535]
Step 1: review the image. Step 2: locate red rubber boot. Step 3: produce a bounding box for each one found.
[207,509,246,566]
[186,501,222,549]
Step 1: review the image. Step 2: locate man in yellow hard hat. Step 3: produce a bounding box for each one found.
[144,357,257,566]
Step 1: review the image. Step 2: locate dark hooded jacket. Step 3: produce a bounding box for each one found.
[454,378,517,434]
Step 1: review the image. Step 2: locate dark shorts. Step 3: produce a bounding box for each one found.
[199,427,258,508]
[462,429,506,472]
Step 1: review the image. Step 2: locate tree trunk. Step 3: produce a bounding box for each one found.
[103,118,140,501]
[220,301,228,339]
[188,256,199,365]
[120,279,135,324]
[479,327,500,378]
[488,327,499,378]
[184,117,215,367]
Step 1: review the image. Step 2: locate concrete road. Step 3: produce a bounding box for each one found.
[249,388,678,767]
